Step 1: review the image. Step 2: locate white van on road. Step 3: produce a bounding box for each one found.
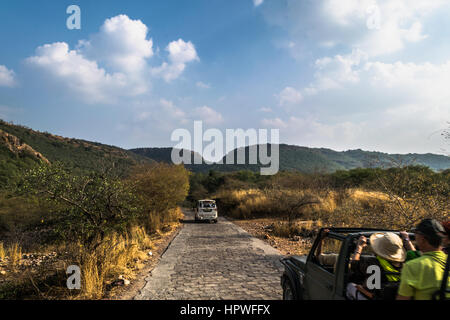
[195,199,218,223]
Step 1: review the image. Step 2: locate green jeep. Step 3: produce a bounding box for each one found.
[280,228,449,300]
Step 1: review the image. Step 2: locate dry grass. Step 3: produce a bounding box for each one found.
[0,242,5,261]
[0,220,184,300]
[66,225,155,299]
[7,243,22,267]
[232,218,313,256]
[218,186,448,232]
[272,220,323,238]
[0,206,184,300]
[146,207,183,234]
[0,225,161,300]
[217,188,347,219]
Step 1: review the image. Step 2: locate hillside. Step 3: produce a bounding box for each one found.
[1,119,448,189]
[0,120,153,188]
[131,147,204,170]
[130,144,450,173]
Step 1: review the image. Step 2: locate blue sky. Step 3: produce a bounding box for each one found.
[0,0,449,155]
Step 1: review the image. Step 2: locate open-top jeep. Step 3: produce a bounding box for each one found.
[280,228,450,300]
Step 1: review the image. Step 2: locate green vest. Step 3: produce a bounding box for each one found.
[377,256,401,282]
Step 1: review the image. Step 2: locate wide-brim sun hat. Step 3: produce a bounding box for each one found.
[369,232,406,263]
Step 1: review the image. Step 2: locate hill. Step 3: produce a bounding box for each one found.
[129,144,450,173]
[0,120,153,188]
[1,119,448,188]
[131,147,204,171]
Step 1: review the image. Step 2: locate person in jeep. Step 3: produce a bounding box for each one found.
[397,219,448,300]
[346,232,407,300]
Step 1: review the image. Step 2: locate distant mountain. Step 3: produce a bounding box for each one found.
[130,147,206,172]
[0,120,153,187]
[131,147,203,164]
[1,119,448,189]
[130,144,450,173]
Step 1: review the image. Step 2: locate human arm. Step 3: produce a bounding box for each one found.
[400,231,416,251]
[350,235,367,262]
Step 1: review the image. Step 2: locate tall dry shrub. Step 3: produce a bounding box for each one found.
[325,167,449,230]
[129,163,189,233]
[67,227,153,299]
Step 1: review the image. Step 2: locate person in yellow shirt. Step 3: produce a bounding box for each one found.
[397,219,448,300]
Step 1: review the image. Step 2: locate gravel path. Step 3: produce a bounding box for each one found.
[134,210,284,300]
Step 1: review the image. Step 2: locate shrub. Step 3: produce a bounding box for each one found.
[18,163,140,248]
[129,163,189,233]
[66,227,154,299]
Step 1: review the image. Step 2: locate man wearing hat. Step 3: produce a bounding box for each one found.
[347,232,406,300]
[397,218,448,300]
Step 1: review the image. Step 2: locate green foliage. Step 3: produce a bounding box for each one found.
[0,120,152,189]
[331,168,382,188]
[129,163,189,232]
[131,144,450,174]
[187,170,227,203]
[18,163,140,247]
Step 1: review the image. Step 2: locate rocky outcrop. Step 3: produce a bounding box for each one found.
[0,129,50,164]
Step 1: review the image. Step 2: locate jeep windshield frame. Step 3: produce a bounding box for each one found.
[199,200,216,208]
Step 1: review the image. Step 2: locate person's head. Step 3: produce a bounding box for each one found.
[441,220,450,248]
[369,232,406,264]
[412,219,446,251]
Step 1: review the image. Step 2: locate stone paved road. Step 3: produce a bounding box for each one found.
[135,210,284,300]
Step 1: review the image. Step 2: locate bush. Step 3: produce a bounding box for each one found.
[128,163,189,233]
[18,163,140,247]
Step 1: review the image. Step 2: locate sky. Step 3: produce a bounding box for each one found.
[0,0,449,155]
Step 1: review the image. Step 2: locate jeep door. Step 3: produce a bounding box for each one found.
[304,235,343,299]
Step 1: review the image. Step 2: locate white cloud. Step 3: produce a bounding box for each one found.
[253,0,264,7]
[275,51,450,153]
[153,39,199,82]
[262,117,288,129]
[78,15,153,74]
[305,49,368,94]
[259,107,272,113]
[26,15,199,103]
[131,98,190,133]
[160,98,187,120]
[0,65,17,87]
[26,42,132,104]
[196,81,210,89]
[195,106,224,125]
[262,116,363,150]
[278,86,303,106]
[262,0,448,57]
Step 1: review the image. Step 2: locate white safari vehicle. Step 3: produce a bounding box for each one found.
[195,199,218,223]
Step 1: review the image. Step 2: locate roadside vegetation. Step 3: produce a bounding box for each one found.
[188,166,449,248]
[1,119,449,299]
[0,161,189,299]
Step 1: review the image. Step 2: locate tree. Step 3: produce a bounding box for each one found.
[367,165,449,229]
[128,163,189,231]
[18,162,139,247]
[263,184,320,225]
